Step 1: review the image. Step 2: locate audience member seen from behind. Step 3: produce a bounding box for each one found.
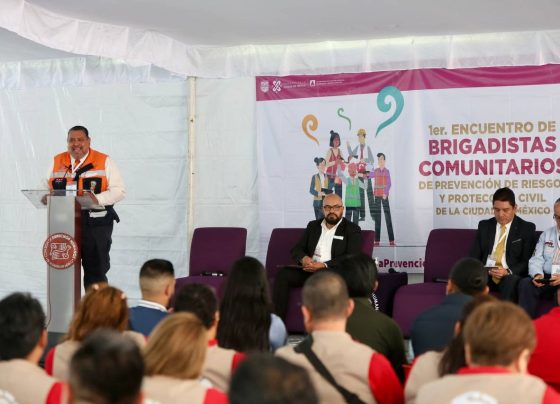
[470,187,536,302]
[528,285,560,391]
[143,312,227,404]
[68,329,144,404]
[405,294,496,404]
[276,271,404,404]
[415,301,560,404]
[129,258,175,337]
[519,197,560,318]
[0,292,65,404]
[217,256,287,352]
[174,283,246,392]
[333,253,407,382]
[229,353,318,404]
[45,284,146,380]
[411,257,489,356]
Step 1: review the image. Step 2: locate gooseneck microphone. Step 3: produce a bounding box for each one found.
[52,164,72,190]
[74,163,94,181]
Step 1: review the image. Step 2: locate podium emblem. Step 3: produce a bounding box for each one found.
[43,233,79,269]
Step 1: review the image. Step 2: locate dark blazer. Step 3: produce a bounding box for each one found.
[129,306,168,337]
[291,218,362,268]
[470,215,536,277]
[411,292,472,357]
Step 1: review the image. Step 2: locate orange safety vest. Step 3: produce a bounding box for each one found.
[49,149,108,194]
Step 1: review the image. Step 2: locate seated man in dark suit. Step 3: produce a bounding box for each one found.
[470,187,536,302]
[410,257,489,357]
[273,193,362,320]
[129,259,175,336]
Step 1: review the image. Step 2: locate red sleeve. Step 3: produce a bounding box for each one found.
[543,386,560,403]
[231,352,246,372]
[45,381,66,404]
[369,353,404,404]
[44,347,55,376]
[204,388,229,404]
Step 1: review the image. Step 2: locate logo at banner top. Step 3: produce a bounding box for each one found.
[375,86,404,137]
[337,107,352,131]
[301,114,319,145]
[43,233,78,269]
[309,80,316,87]
[260,80,269,93]
[272,80,282,93]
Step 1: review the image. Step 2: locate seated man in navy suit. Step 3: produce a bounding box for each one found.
[129,259,175,336]
[470,187,536,302]
[272,193,362,320]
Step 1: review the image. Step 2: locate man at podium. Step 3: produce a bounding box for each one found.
[46,125,125,288]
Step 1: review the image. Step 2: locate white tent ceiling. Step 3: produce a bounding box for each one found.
[23,0,560,46]
[2,0,560,75]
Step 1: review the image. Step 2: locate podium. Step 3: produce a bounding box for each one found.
[22,189,101,334]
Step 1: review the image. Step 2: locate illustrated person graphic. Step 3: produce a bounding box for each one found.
[337,163,366,225]
[325,130,345,197]
[347,128,374,222]
[369,153,395,246]
[309,157,329,220]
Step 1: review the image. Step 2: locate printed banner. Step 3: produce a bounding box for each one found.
[256,65,560,273]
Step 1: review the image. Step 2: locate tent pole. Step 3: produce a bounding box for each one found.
[187,76,197,274]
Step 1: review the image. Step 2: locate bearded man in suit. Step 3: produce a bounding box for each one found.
[273,193,362,320]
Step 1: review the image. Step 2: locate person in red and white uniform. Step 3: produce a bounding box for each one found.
[416,301,560,404]
[174,283,245,392]
[276,271,404,404]
[143,312,228,404]
[0,293,65,404]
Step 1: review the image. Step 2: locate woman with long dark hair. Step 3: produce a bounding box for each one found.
[217,256,287,352]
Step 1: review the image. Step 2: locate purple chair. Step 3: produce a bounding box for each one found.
[266,228,376,333]
[175,227,247,299]
[392,229,477,338]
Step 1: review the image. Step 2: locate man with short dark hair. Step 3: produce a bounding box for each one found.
[273,193,362,321]
[416,301,560,403]
[276,271,403,404]
[68,329,144,404]
[129,259,175,336]
[47,125,125,288]
[411,257,489,356]
[470,187,536,301]
[0,292,65,403]
[519,198,560,318]
[334,253,407,382]
[174,283,245,392]
[229,353,318,404]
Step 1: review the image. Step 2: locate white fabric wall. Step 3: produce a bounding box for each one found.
[193,77,260,258]
[0,56,189,304]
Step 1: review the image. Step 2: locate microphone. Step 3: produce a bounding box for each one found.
[74,163,94,181]
[52,164,72,190]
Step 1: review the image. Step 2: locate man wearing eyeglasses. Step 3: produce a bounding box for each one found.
[470,187,536,302]
[272,193,362,321]
[518,198,560,318]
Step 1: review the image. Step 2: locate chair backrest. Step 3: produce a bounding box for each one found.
[361,230,375,256]
[189,227,247,276]
[423,228,477,282]
[265,228,306,280]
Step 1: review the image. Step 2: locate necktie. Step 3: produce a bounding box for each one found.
[492,225,507,283]
[73,159,80,171]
